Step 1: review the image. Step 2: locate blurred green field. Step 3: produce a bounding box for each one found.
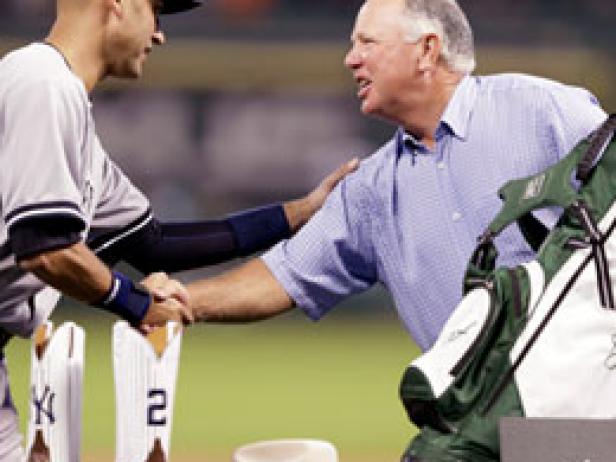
[5,299,419,461]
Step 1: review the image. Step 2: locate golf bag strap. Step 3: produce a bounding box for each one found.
[576,114,616,183]
[486,116,616,239]
[515,115,616,253]
[516,212,549,252]
[465,115,616,288]
[568,199,615,309]
[514,115,616,252]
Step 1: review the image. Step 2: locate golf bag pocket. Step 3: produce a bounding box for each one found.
[401,285,497,432]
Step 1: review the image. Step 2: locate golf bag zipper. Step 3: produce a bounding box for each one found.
[508,268,522,319]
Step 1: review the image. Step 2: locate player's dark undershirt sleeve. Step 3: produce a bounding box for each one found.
[10,215,85,261]
[95,204,291,273]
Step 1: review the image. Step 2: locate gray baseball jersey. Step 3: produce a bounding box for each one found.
[0,43,151,338]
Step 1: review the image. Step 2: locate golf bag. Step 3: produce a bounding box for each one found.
[399,114,616,462]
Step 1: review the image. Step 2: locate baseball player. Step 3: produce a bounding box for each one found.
[0,0,356,459]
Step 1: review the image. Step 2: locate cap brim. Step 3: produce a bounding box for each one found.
[160,0,202,14]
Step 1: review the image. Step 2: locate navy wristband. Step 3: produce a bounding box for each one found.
[226,204,291,255]
[95,271,151,326]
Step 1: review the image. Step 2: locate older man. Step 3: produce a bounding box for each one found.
[180,0,606,350]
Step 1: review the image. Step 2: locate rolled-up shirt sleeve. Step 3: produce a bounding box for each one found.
[261,171,377,320]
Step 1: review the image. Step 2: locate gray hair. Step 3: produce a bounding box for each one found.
[402,0,476,74]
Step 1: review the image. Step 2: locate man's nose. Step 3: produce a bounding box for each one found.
[344,46,361,69]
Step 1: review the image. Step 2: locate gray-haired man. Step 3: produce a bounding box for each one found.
[175,0,605,357]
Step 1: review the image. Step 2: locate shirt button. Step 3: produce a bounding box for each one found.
[437,162,446,170]
[452,212,462,222]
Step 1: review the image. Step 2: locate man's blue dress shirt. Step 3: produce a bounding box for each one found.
[262,74,607,350]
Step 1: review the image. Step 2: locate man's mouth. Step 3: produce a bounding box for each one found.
[356,77,372,99]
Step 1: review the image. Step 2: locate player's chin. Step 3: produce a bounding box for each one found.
[126,62,145,79]
[114,59,145,79]
[109,68,141,80]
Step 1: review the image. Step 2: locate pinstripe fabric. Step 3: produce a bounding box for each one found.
[262,74,607,350]
[0,43,150,338]
[0,359,23,461]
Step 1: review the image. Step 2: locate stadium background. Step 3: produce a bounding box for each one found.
[1,1,614,460]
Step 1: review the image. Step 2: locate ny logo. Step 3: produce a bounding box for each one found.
[32,385,56,425]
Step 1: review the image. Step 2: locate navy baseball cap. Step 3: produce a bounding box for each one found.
[160,0,202,14]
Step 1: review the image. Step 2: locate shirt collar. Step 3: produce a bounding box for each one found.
[396,76,477,158]
[396,129,419,158]
[439,75,477,141]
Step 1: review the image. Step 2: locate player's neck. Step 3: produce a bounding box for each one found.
[46,24,105,93]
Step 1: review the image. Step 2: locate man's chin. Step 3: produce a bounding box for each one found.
[360,103,393,124]
[360,100,378,116]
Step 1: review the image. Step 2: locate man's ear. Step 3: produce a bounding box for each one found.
[417,33,442,72]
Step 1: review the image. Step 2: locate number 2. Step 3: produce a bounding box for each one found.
[147,388,167,426]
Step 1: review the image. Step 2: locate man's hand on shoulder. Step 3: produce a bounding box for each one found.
[284,157,359,232]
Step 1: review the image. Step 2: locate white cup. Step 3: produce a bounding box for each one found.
[232,438,338,462]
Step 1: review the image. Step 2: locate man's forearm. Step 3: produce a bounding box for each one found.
[187,258,294,323]
[19,241,112,303]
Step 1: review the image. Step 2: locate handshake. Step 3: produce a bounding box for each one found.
[138,272,195,333]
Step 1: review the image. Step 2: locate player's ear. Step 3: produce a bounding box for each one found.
[105,0,123,19]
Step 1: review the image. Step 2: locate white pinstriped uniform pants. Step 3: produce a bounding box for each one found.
[0,358,24,462]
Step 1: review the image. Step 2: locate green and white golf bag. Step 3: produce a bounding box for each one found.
[399,115,616,462]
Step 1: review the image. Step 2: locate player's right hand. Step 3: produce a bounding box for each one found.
[139,272,194,331]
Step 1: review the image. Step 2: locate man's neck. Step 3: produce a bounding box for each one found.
[400,72,463,149]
